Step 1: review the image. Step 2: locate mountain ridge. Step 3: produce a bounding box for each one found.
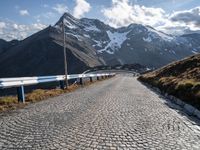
[0,12,199,77]
[0,23,103,77]
[54,12,200,67]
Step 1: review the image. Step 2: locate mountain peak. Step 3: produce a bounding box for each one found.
[55,12,79,28]
[62,12,75,19]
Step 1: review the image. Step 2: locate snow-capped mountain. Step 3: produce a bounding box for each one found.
[0,12,199,77]
[55,13,200,67]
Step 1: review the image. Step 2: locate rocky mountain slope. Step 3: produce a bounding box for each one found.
[0,39,19,54]
[0,12,199,77]
[55,13,200,67]
[139,54,200,109]
[0,22,104,77]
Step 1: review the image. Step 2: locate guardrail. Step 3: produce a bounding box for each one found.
[0,73,115,103]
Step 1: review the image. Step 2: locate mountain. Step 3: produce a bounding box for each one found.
[0,22,104,77]
[54,13,200,67]
[0,12,199,77]
[138,54,200,109]
[0,39,19,54]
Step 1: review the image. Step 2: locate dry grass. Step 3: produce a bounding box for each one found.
[0,77,112,112]
[0,96,25,112]
[0,96,18,105]
[138,54,200,109]
[25,83,80,102]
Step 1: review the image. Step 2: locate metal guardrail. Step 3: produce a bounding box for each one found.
[0,73,115,103]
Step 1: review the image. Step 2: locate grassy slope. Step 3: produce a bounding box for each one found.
[138,54,200,109]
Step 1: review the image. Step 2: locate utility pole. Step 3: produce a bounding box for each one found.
[62,19,68,88]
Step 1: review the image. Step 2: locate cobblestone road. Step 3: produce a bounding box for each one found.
[0,75,200,149]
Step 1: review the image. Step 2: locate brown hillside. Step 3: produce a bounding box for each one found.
[138,54,200,109]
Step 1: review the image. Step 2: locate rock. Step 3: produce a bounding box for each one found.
[184,104,195,115]
[194,109,200,119]
[175,99,185,107]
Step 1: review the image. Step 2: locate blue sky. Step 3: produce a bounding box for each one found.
[0,0,200,40]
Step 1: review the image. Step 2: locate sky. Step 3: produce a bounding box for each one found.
[0,0,200,41]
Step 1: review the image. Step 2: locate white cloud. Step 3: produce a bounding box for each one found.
[102,0,166,28]
[34,12,56,23]
[19,9,29,16]
[0,20,47,41]
[0,22,6,29]
[101,0,200,35]
[73,0,91,18]
[0,22,6,34]
[170,7,200,29]
[53,4,68,14]
[158,7,200,34]
[32,23,47,30]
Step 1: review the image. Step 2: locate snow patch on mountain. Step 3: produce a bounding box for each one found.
[65,32,82,41]
[192,49,198,54]
[54,25,62,31]
[93,39,102,47]
[143,37,152,42]
[63,18,77,29]
[192,51,198,54]
[147,27,173,41]
[98,31,129,54]
[83,34,90,38]
[84,25,100,32]
[169,50,176,55]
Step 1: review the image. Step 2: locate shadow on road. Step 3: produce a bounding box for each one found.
[139,80,200,127]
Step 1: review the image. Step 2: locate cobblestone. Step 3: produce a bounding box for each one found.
[0,74,200,149]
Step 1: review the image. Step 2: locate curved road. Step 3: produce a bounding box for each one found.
[0,74,200,149]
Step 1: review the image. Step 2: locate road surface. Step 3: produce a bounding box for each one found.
[0,74,200,149]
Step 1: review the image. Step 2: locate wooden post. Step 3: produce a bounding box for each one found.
[63,19,68,88]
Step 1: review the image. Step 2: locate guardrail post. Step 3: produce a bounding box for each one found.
[90,77,93,82]
[17,86,25,103]
[80,78,83,85]
[59,81,65,90]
